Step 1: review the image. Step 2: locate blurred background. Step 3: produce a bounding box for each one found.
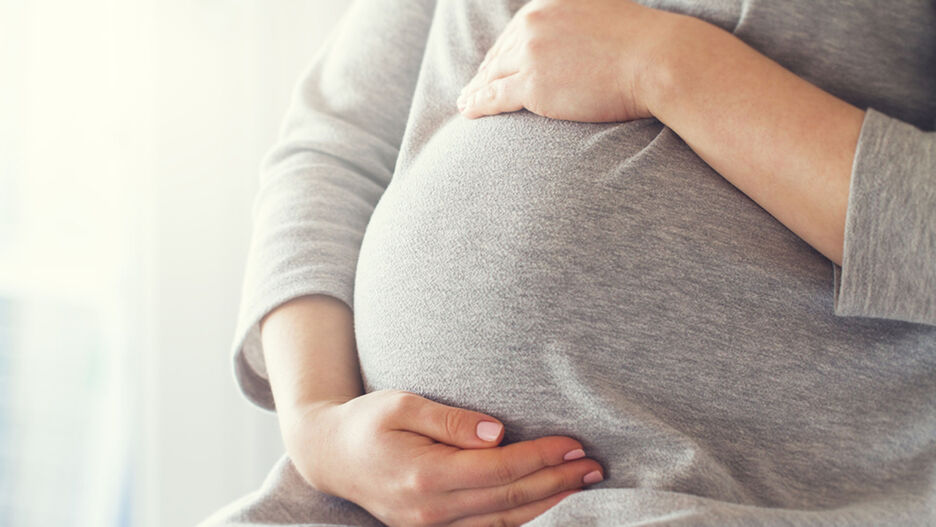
[0,1,351,525]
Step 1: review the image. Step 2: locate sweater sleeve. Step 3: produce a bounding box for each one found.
[231,0,436,411]
[832,107,936,327]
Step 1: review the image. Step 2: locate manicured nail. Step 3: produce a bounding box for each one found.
[476,421,502,442]
[583,470,603,484]
[563,449,586,461]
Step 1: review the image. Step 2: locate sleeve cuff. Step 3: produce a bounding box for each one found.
[833,107,936,326]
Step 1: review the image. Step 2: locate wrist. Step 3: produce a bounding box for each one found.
[279,397,351,439]
[278,397,351,492]
[638,13,722,121]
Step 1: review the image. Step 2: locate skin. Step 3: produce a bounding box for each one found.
[457,0,866,266]
[262,295,603,527]
[264,1,867,525]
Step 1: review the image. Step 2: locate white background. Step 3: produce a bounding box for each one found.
[0,1,352,525]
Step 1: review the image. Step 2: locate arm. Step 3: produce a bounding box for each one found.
[455,1,859,265]
[260,295,600,526]
[256,275,603,527]
[458,0,936,326]
[644,19,936,326]
[260,295,362,426]
[232,0,434,411]
[642,18,865,267]
[234,2,604,524]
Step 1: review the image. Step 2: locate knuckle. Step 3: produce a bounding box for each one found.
[402,467,433,494]
[521,36,547,57]
[485,83,499,102]
[371,412,394,430]
[442,408,465,440]
[381,388,408,399]
[411,504,445,526]
[520,6,548,26]
[531,441,553,468]
[547,469,570,492]
[491,458,517,485]
[503,484,528,508]
[384,390,416,416]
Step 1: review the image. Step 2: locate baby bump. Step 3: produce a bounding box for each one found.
[351,112,770,504]
[353,110,779,420]
[352,112,669,415]
[351,111,936,507]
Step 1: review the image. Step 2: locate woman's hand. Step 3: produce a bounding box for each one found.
[282,390,603,527]
[457,0,864,265]
[457,0,677,122]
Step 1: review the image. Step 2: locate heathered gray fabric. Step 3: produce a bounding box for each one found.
[203,0,936,525]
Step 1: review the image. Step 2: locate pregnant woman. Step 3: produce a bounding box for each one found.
[201,0,936,525]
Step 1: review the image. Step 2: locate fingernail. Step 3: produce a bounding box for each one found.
[476,421,502,442]
[583,470,603,485]
[457,96,466,111]
[563,449,586,461]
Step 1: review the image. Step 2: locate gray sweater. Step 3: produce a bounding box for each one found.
[217,0,936,525]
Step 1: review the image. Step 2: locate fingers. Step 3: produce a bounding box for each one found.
[460,46,521,104]
[474,27,522,85]
[448,490,580,527]
[385,391,505,449]
[442,435,588,489]
[459,55,514,105]
[459,18,523,117]
[448,458,602,519]
[458,73,526,119]
[477,26,510,74]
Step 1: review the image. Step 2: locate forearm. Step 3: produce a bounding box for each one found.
[260,295,364,422]
[645,16,865,265]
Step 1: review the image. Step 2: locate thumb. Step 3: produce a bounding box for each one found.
[391,393,504,448]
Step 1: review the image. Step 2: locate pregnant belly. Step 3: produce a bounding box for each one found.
[354,112,683,426]
[351,111,936,508]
